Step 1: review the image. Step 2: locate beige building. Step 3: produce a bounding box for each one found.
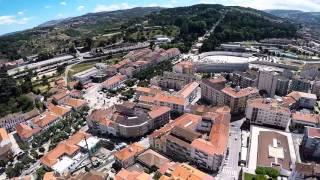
[0,128,12,159]
[200,76,226,106]
[257,71,278,97]
[149,106,231,172]
[87,102,171,138]
[222,86,259,114]
[246,98,291,129]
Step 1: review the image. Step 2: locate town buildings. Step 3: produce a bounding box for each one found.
[0,109,39,132]
[276,76,290,96]
[247,126,297,177]
[201,76,259,114]
[87,102,171,138]
[158,162,214,180]
[232,70,258,88]
[312,80,320,99]
[101,74,127,90]
[0,128,12,159]
[301,127,320,160]
[291,112,320,132]
[289,76,311,93]
[149,106,230,172]
[222,86,259,114]
[200,76,226,106]
[151,71,197,91]
[257,71,278,97]
[137,82,200,113]
[290,162,320,179]
[114,143,146,168]
[286,91,317,109]
[41,131,100,174]
[246,98,291,129]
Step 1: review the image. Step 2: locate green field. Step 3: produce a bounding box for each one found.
[69,62,96,77]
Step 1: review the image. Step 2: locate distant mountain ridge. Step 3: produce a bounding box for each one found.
[37,7,164,28]
[265,9,320,25]
[0,5,297,61]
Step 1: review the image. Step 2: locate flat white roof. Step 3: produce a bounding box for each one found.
[194,55,257,64]
[77,136,100,150]
[8,55,75,75]
[52,155,74,174]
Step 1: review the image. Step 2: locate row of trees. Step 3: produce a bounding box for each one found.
[0,69,35,117]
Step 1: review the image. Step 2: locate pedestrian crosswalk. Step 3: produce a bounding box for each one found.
[216,167,239,180]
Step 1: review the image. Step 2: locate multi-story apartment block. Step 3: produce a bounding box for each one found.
[232,70,258,88]
[301,127,320,160]
[114,143,146,168]
[137,82,200,113]
[149,106,230,172]
[257,71,278,97]
[246,98,291,129]
[172,61,195,74]
[287,91,317,109]
[101,74,127,90]
[87,102,171,138]
[151,71,197,91]
[291,112,320,132]
[200,76,226,105]
[276,76,290,96]
[289,76,311,93]
[222,87,259,114]
[312,80,320,99]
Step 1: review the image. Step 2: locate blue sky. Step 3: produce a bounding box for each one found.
[1,0,320,35]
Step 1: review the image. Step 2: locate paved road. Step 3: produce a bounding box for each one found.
[216,118,243,180]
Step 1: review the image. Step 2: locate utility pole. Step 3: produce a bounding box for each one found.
[84,135,94,167]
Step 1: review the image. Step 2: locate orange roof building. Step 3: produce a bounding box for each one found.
[291,112,320,131]
[102,74,127,90]
[15,123,41,141]
[41,131,93,173]
[86,102,171,138]
[0,128,12,157]
[114,142,146,168]
[64,98,87,110]
[115,169,152,180]
[32,111,60,128]
[159,163,214,180]
[47,103,71,117]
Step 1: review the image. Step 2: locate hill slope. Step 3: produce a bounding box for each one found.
[0,5,297,61]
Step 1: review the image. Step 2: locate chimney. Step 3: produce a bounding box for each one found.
[235,86,241,92]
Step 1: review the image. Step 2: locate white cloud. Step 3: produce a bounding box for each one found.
[196,0,320,12]
[94,3,131,12]
[0,16,29,25]
[44,5,52,9]
[77,5,85,12]
[17,11,24,15]
[60,1,67,6]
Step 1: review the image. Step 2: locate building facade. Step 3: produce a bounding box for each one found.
[246,98,291,129]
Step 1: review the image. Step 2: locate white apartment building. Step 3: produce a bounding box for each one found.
[257,71,278,97]
[246,98,291,129]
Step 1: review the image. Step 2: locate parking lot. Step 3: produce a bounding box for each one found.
[83,83,123,110]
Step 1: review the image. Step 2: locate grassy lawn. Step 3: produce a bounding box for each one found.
[103,57,121,65]
[69,62,96,77]
[244,173,267,180]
